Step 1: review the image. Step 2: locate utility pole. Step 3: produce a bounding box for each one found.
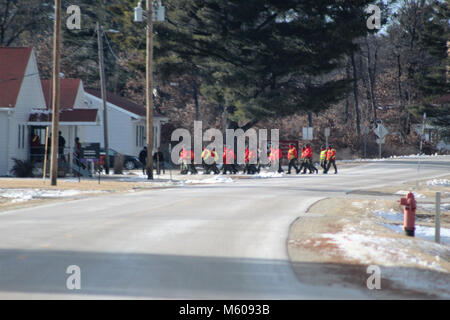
[50,0,62,186]
[97,22,110,175]
[146,0,154,180]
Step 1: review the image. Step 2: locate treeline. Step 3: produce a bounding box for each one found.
[1,0,448,155]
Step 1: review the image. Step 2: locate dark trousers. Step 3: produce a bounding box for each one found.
[308,159,318,173]
[320,160,328,173]
[203,161,219,174]
[325,160,337,174]
[223,164,237,174]
[244,164,258,174]
[288,159,299,174]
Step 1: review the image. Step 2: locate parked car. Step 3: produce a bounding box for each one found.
[99,148,143,170]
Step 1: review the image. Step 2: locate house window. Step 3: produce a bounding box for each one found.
[136,126,139,147]
[136,125,146,147]
[17,125,25,149]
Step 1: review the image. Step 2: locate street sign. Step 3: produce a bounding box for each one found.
[324,128,330,137]
[302,127,313,140]
[376,137,386,144]
[374,123,388,139]
[81,143,100,161]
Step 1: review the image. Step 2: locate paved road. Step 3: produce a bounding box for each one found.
[0,157,448,299]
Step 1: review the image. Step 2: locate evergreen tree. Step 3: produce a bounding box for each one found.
[153,0,380,128]
[413,0,449,142]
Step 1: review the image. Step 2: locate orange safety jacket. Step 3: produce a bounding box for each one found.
[326,148,336,161]
[288,147,297,160]
[305,147,313,159]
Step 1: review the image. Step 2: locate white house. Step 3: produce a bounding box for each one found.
[0,47,47,176]
[84,89,168,157]
[27,78,100,163]
[0,46,168,176]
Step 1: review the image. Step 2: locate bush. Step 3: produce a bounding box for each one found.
[113,153,124,174]
[10,158,35,177]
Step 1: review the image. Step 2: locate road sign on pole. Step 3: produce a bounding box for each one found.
[302,127,313,141]
[324,128,330,149]
[374,123,388,139]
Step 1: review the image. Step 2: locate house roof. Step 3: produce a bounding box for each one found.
[85,88,165,118]
[28,109,98,124]
[41,78,81,109]
[0,47,33,108]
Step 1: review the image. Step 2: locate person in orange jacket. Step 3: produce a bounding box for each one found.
[269,146,284,173]
[298,146,307,174]
[324,145,337,174]
[244,146,257,174]
[287,143,299,174]
[305,143,318,174]
[223,146,237,174]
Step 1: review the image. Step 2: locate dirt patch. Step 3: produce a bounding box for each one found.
[288,197,450,299]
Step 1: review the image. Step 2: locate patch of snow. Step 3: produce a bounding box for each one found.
[251,171,284,179]
[322,226,448,272]
[382,223,450,245]
[0,189,89,203]
[184,176,233,184]
[372,209,403,222]
[419,203,450,212]
[427,179,450,187]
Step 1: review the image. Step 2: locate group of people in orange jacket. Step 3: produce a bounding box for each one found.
[179,143,337,175]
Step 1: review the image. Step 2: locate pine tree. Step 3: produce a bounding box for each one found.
[152,0,377,129]
[413,0,449,142]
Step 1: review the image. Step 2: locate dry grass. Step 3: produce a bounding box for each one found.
[0,178,145,192]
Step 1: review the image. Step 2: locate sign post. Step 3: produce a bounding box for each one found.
[373,121,388,159]
[302,127,313,141]
[324,128,330,149]
[81,143,100,179]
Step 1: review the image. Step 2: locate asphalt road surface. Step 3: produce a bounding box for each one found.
[0,157,448,299]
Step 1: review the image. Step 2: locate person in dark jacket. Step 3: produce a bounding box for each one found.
[58,131,66,161]
[139,147,147,175]
[153,148,165,175]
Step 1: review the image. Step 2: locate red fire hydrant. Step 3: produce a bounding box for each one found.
[398,192,416,237]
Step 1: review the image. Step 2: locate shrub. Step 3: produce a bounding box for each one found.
[10,158,35,177]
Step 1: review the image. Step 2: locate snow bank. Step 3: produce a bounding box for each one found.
[0,189,87,203]
[427,179,450,187]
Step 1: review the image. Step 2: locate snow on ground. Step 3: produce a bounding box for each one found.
[420,203,450,212]
[382,223,450,246]
[371,209,450,245]
[322,225,447,271]
[373,209,404,221]
[322,224,450,297]
[251,171,284,179]
[427,179,450,187]
[184,176,233,184]
[0,189,90,203]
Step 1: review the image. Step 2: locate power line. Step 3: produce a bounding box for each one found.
[103,32,121,61]
[0,72,40,84]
